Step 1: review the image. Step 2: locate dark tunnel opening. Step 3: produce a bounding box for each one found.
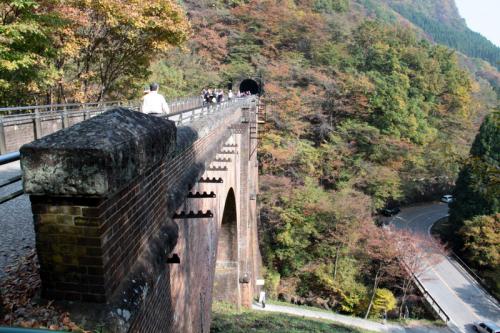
[239,79,260,95]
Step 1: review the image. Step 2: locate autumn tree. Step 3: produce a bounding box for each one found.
[50,0,190,102]
[0,0,190,105]
[459,212,500,297]
[370,288,396,318]
[0,0,61,106]
[360,225,399,319]
[391,229,446,318]
[460,214,500,269]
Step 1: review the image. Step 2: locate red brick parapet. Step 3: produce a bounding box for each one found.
[19,102,260,332]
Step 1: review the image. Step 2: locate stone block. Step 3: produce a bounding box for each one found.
[20,108,177,197]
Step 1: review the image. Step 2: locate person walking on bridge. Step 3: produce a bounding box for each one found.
[141,83,170,114]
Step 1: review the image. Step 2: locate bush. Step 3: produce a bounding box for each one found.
[265,270,281,299]
[370,288,397,318]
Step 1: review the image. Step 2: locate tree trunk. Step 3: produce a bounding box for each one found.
[333,245,341,282]
[399,277,410,319]
[364,266,380,319]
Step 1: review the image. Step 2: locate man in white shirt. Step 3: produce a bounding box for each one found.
[141,83,170,114]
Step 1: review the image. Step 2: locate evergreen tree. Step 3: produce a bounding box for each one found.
[449,111,500,244]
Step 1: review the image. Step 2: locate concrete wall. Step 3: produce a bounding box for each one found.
[20,102,261,333]
[1,110,102,154]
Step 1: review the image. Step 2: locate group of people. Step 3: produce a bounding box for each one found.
[201,88,228,104]
[201,88,253,105]
[141,82,255,115]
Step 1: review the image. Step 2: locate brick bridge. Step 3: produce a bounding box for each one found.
[9,93,262,332]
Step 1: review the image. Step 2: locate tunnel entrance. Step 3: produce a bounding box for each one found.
[213,188,239,303]
[239,79,260,95]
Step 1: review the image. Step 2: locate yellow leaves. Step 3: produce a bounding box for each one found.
[0,59,19,71]
[61,0,190,47]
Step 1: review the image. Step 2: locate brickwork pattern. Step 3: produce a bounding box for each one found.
[32,115,228,299]
[26,102,262,332]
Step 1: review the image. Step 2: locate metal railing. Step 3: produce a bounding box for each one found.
[0,100,126,116]
[411,270,450,323]
[0,96,201,116]
[0,96,254,206]
[0,151,20,165]
[0,151,23,205]
[0,96,203,154]
[397,254,450,324]
[164,97,252,125]
[0,102,137,154]
[449,251,500,304]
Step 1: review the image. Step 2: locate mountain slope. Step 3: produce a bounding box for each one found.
[381,0,500,70]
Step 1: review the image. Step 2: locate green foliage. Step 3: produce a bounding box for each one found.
[369,288,397,318]
[313,0,349,13]
[147,49,221,99]
[297,259,368,314]
[447,112,500,298]
[389,3,500,70]
[0,0,190,105]
[269,178,327,276]
[459,213,500,299]
[291,140,322,176]
[470,112,500,162]
[360,165,402,210]
[0,0,60,105]
[356,0,397,23]
[265,270,281,299]
[297,264,337,298]
[211,301,370,333]
[311,42,346,69]
[334,257,368,314]
[460,214,500,269]
[450,112,500,235]
[351,21,472,145]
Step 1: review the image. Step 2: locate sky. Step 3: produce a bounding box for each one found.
[455,0,500,47]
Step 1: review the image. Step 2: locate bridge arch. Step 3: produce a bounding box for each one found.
[217,188,237,262]
[213,187,241,304]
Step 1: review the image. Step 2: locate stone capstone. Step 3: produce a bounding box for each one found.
[20,108,176,196]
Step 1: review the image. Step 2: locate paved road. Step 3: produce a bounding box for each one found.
[0,161,34,279]
[391,203,500,333]
[252,303,452,332]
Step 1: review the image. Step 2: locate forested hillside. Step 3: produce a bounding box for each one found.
[383,0,500,71]
[351,0,500,95]
[449,111,499,298]
[1,0,498,323]
[156,0,498,320]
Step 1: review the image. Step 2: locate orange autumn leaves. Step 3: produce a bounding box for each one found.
[0,0,190,105]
